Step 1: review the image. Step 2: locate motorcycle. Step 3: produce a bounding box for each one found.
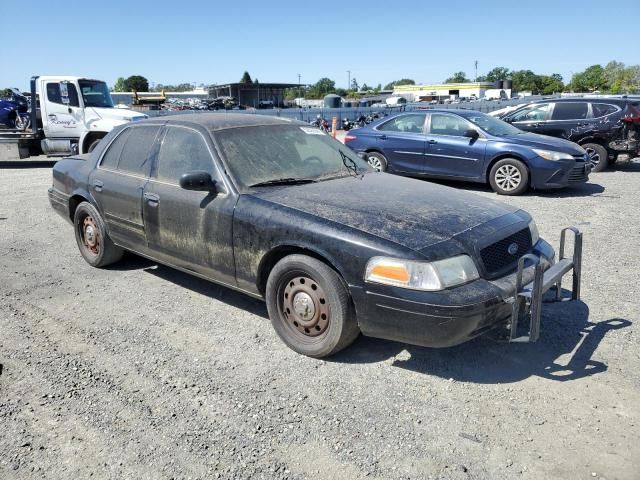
[311,115,330,133]
[342,118,356,131]
[0,88,30,131]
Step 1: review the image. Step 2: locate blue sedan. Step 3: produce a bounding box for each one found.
[345,109,591,195]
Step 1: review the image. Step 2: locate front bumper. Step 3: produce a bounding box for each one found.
[350,239,556,348]
[530,158,591,189]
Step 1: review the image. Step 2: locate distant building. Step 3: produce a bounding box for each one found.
[209,82,300,108]
[393,82,512,101]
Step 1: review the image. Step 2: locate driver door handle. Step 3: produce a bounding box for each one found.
[93,180,103,192]
[144,192,160,205]
[427,139,438,144]
[378,134,387,140]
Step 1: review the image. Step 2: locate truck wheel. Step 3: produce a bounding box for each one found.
[583,143,608,172]
[87,138,103,153]
[489,158,529,196]
[73,202,123,267]
[266,255,360,358]
[366,152,387,172]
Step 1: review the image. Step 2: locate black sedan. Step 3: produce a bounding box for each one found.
[49,114,579,357]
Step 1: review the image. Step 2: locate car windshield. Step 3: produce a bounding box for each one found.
[214,124,371,189]
[78,80,114,108]
[464,112,523,136]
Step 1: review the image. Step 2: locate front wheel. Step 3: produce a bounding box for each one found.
[366,152,388,172]
[583,143,609,172]
[265,255,360,358]
[489,158,529,196]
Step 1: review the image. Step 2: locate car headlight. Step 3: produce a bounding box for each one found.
[364,255,479,291]
[528,219,539,245]
[532,148,574,161]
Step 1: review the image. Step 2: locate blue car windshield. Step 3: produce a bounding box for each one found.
[464,112,523,136]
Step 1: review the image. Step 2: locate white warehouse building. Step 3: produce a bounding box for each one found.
[392,81,512,101]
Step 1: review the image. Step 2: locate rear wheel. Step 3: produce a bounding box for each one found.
[366,152,387,172]
[583,143,609,172]
[489,158,529,196]
[73,202,123,267]
[265,255,359,358]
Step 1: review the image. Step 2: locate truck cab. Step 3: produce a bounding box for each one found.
[34,76,147,155]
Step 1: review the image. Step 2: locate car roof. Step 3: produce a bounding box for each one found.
[140,112,303,131]
[528,97,633,105]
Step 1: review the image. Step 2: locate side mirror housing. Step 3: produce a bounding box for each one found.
[463,128,480,139]
[179,171,216,192]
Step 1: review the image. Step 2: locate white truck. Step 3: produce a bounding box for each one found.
[0,75,147,159]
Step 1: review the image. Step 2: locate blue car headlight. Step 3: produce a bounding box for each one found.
[532,148,574,161]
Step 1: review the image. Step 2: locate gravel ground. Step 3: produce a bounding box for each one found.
[1,160,639,480]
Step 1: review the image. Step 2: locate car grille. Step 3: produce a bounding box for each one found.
[568,164,589,183]
[480,228,532,277]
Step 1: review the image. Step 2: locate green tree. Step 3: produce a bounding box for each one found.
[383,79,415,90]
[360,83,371,92]
[511,70,538,92]
[445,72,469,83]
[240,71,253,84]
[571,65,608,92]
[123,75,149,92]
[112,77,126,92]
[484,67,511,82]
[334,88,348,97]
[306,77,336,98]
[537,74,564,94]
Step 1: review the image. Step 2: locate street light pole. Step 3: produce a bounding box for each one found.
[347,70,351,91]
[297,73,301,106]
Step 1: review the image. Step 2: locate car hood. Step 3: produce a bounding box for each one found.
[497,132,585,154]
[84,107,148,126]
[250,173,524,251]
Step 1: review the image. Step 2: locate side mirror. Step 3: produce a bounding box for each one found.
[463,129,480,139]
[179,171,216,192]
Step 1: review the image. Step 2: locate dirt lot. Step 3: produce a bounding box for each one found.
[1,161,639,480]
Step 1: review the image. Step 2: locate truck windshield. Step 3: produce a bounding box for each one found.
[78,80,114,108]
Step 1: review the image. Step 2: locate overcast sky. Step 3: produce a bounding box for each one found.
[3,0,638,90]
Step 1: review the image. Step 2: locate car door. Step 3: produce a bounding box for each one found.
[142,125,236,285]
[503,103,552,134]
[422,113,486,178]
[544,101,591,140]
[89,124,161,250]
[373,113,427,173]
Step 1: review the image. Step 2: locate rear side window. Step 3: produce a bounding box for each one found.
[100,128,131,169]
[117,125,160,176]
[551,102,588,120]
[377,114,426,133]
[591,103,619,118]
[156,127,214,183]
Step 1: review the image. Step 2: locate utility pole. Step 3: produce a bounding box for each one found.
[474,60,478,82]
[297,73,301,103]
[347,70,351,91]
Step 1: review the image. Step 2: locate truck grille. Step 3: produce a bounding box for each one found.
[568,164,589,183]
[480,228,532,277]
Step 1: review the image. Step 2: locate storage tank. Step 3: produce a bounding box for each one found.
[323,94,341,108]
[494,81,503,89]
[342,101,352,108]
[359,100,370,108]
[502,79,513,90]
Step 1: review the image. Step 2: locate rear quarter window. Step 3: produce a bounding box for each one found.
[591,103,619,118]
[116,125,161,176]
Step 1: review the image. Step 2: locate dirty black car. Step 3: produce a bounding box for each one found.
[49,114,583,358]
[500,97,640,172]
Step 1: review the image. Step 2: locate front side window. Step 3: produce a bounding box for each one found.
[45,82,80,107]
[78,80,114,108]
[551,102,588,120]
[116,125,160,176]
[156,127,214,183]
[429,113,472,137]
[377,114,426,133]
[507,103,551,122]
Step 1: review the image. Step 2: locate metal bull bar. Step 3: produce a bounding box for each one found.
[509,227,583,343]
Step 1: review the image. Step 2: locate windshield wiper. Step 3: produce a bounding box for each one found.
[339,149,363,178]
[249,177,317,188]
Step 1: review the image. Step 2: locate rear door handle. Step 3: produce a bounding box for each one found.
[93,180,103,192]
[144,192,160,205]
[427,139,438,144]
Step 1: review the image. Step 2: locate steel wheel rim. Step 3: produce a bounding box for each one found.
[495,165,522,191]
[368,156,382,172]
[280,275,329,337]
[81,215,100,256]
[585,147,600,167]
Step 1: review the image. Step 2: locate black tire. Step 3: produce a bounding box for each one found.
[87,137,103,153]
[366,152,388,172]
[265,254,360,358]
[73,202,123,267]
[489,158,529,196]
[583,143,609,172]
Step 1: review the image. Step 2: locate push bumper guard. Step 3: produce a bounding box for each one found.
[508,227,583,342]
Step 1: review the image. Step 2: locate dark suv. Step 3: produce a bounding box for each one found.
[500,97,640,171]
